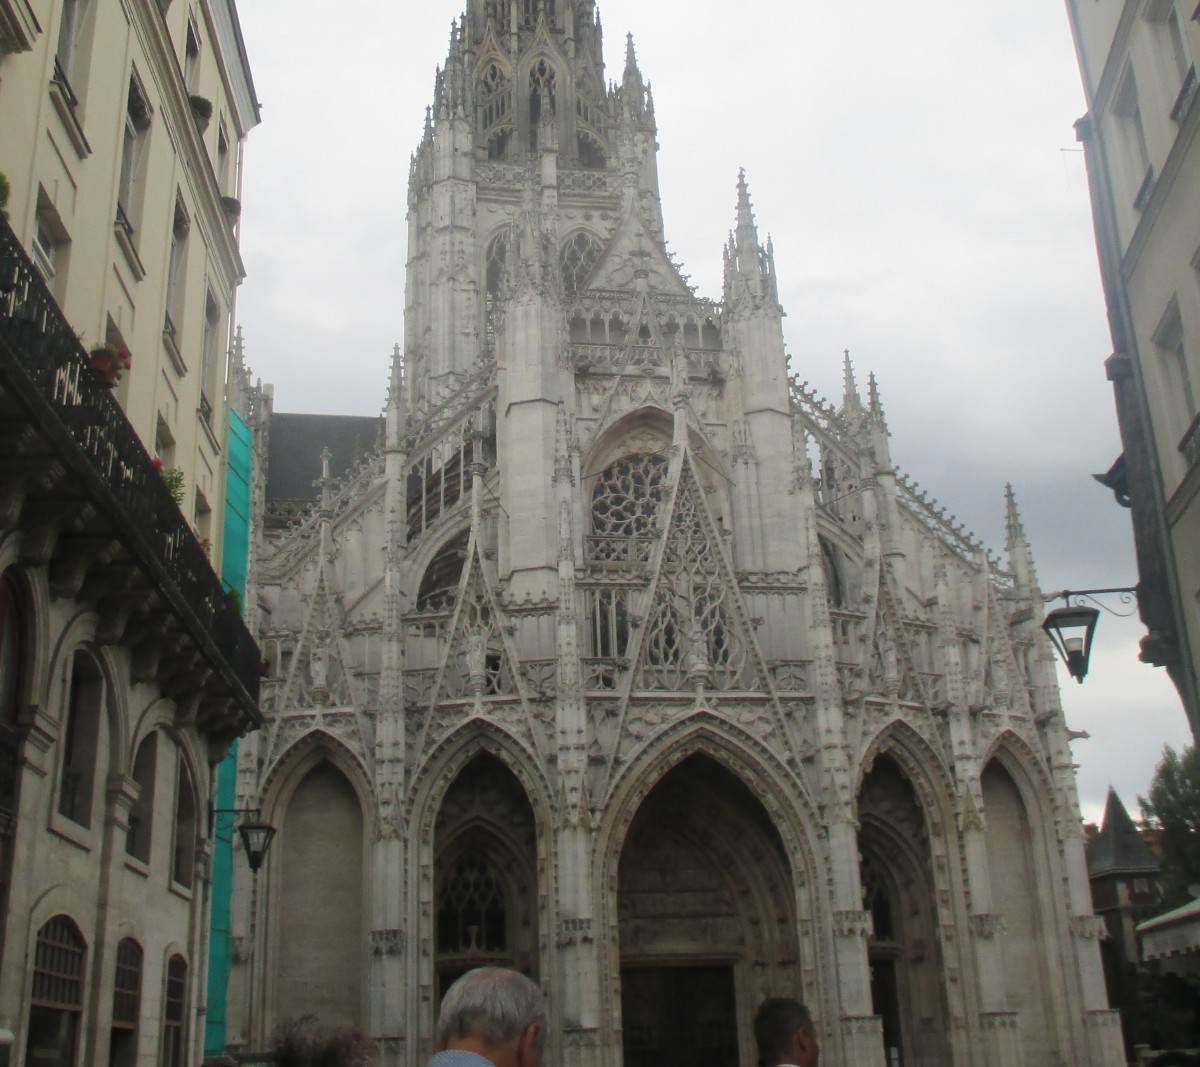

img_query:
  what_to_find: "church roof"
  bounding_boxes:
[265,412,381,502]
[1086,787,1160,878]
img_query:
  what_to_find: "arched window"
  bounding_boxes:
[560,231,602,300]
[483,233,508,352]
[58,652,104,828]
[819,536,845,608]
[161,955,188,1067]
[591,453,669,538]
[478,62,511,160]
[26,915,86,1067]
[171,756,196,889]
[577,133,606,169]
[527,60,556,153]
[0,572,22,727]
[417,530,470,612]
[0,573,25,960]
[126,733,157,863]
[110,938,143,1067]
[437,854,508,956]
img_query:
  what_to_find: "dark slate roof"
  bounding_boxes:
[265,413,382,502]
[1087,787,1160,878]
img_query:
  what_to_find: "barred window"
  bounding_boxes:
[161,955,188,1067]
[32,916,85,1008]
[112,938,142,1027]
[27,916,85,1067]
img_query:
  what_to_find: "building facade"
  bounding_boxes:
[230,3,1122,1066]
[0,0,259,572]
[0,0,261,1063]
[1064,0,1200,738]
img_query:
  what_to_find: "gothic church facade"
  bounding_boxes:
[227,4,1121,1065]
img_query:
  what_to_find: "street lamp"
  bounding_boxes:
[236,817,276,874]
[1041,587,1137,683]
[210,806,276,872]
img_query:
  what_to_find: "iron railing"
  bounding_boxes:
[0,215,260,718]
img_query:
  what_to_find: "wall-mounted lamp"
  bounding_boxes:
[210,806,276,874]
[1041,587,1137,683]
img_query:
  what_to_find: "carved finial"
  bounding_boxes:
[735,168,758,248]
[867,371,888,430]
[1005,482,1038,592]
[842,349,862,412]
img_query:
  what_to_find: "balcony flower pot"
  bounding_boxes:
[189,94,212,133]
[220,195,241,223]
[89,343,130,388]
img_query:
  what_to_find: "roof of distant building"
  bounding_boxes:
[1086,787,1160,878]
[265,413,382,503]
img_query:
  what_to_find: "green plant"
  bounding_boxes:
[189,94,213,126]
[224,585,243,616]
[160,466,185,505]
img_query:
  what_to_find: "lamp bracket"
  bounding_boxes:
[1043,586,1137,619]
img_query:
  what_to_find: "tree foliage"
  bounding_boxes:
[1140,744,1200,909]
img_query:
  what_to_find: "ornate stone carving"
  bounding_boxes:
[833,910,873,939]
[1070,914,1109,941]
[370,928,405,955]
[555,917,594,946]
[969,913,1006,939]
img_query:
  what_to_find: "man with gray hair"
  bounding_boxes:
[430,968,547,1067]
[754,996,820,1067]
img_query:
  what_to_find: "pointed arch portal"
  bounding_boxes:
[857,754,952,1067]
[433,754,540,1000]
[616,754,798,1067]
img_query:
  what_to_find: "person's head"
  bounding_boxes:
[754,997,819,1067]
[436,968,546,1067]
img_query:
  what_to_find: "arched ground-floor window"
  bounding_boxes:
[25,915,86,1067]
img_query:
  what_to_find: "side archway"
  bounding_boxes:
[980,751,1068,1064]
[262,735,370,1037]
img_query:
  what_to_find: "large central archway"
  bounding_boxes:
[615,754,798,1067]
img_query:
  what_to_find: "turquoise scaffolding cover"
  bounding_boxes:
[205,410,252,1056]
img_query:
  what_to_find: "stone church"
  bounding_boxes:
[225,3,1122,1065]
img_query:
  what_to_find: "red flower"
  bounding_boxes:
[151,456,165,470]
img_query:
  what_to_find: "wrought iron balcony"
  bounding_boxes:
[0,215,260,733]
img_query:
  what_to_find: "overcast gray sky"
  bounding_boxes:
[233,0,1194,822]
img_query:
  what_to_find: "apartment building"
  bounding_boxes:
[0,0,261,1063]
[1065,0,1200,737]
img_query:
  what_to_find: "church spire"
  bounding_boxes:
[1005,483,1039,592]
[617,32,653,130]
[735,168,758,252]
[723,170,776,307]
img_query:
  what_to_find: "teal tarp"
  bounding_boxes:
[205,410,252,1056]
